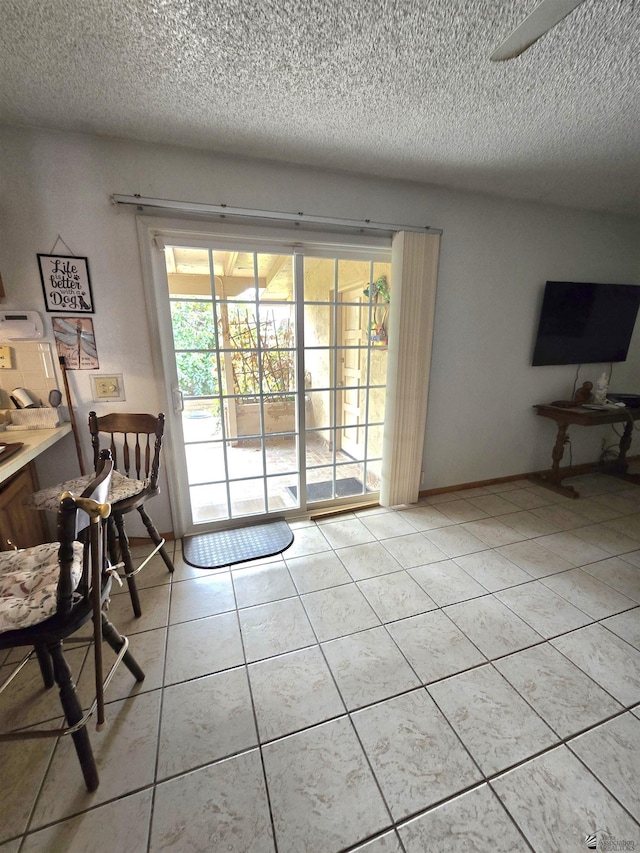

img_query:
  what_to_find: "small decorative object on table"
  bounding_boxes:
[593,371,609,404]
[573,381,593,405]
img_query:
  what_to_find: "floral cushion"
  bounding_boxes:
[24,471,146,513]
[0,541,84,634]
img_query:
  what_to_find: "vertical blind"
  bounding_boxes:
[380,231,441,506]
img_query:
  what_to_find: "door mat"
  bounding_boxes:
[183,519,294,569]
[287,478,366,503]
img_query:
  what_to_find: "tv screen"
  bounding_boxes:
[532,281,640,366]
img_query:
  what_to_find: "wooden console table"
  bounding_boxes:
[533,404,640,498]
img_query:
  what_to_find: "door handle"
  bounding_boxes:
[172,387,184,413]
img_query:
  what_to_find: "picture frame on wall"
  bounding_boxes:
[52,316,99,369]
[38,253,95,313]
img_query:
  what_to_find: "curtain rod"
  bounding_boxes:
[111,194,442,236]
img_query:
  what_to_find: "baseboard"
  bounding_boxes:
[418,454,640,500]
[126,455,640,540]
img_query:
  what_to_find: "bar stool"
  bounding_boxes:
[26,411,174,617]
[0,451,145,791]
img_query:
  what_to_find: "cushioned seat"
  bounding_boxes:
[25,471,145,512]
[0,541,83,634]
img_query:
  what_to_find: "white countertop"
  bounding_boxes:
[0,423,73,485]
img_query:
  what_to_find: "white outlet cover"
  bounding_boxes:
[90,373,125,402]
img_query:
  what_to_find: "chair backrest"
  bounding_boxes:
[77,448,114,535]
[89,411,166,489]
[56,451,114,615]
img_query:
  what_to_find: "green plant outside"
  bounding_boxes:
[171,299,295,399]
[171,301,219,396]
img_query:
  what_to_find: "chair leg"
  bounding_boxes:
[113,512,142,619]
[138,506,174,574]
[101,613,145,683]
[48,640,99,792]
[34,644,54,689]
[106,516,120,569]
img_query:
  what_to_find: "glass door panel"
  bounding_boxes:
[229,479,266,516]
[190,483,229,523]
[168,246,299,524]
[165,242,390,527]
[267,474,299,510]
[302,256,390,505]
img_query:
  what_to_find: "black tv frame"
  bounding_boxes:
[532,281,640,367]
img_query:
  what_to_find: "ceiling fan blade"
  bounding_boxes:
[490,0,587,61]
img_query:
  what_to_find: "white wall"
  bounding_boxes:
[1,125,638,533]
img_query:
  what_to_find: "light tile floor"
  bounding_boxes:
[2,472,640,851]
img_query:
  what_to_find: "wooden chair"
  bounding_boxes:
[0,451,145,792]
[27,412,174,618]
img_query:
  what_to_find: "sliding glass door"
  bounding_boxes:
[161,237,390,530]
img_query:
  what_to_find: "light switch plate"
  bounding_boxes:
[91,373,125,401]
[0,345,12,368]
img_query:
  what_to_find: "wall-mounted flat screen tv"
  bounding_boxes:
[532,281,640,366]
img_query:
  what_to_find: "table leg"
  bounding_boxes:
[531,421,580,498]
[617,420,633,472]
[550,422,569,481]
[605,418,640,484]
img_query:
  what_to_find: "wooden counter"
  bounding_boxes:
[0,423,73,548]
[0,424,72,486]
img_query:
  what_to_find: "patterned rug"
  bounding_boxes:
[183,519,294,569]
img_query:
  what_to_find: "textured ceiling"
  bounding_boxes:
[0,0,638,215]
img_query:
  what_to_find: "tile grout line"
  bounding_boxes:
[230,564,282,853]
[248,502,640,845]
[294,578,401,846]
[565,737,640,832]
[3,480,639,849]
[144,538,176,853]
[156,556,640,708]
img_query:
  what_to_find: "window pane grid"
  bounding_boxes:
[169,245,388,523]
[302,256,388,504]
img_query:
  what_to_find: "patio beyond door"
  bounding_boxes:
[164,241,390,529]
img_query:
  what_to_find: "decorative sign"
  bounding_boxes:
[364,275,390,347]
[52,317,99,370]
[38,254,94,313]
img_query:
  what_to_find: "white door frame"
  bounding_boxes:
[136,215,391,536]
